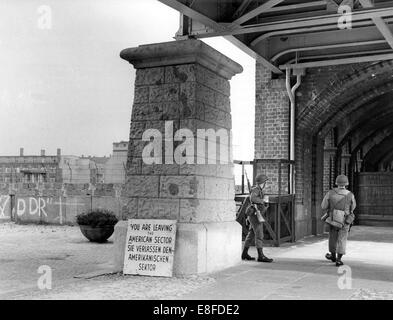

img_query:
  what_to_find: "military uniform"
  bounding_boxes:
[244,186,269,249]
[322,175,356,266]
[241,174,273,263]
[322,189,356,254]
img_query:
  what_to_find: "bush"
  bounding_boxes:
[76,209,118,228]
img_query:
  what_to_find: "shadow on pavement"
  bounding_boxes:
[348,226,393,243]
[239,255,393,284]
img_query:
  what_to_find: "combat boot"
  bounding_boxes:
[325,252,336,262]
[336,254,344,267]
[257,248,273,263]
[241,247,255,261]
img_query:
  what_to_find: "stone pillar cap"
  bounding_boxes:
[120,39,243,80]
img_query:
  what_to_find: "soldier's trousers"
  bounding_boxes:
[244,214,264,249]
[328,224,350,255]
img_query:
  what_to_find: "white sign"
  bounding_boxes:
[123,219,177,277]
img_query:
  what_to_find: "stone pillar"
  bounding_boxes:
[113,40,243,275]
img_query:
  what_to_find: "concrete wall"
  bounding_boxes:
[104,152,127,184]
[0,182,130,225]
[0,195,12,222]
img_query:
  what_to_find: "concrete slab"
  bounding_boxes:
[178,226,393,300]
[1,224,392,300]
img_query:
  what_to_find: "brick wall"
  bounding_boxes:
[255,61,289,160]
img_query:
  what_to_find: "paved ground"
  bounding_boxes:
[0,223,114,298]
[0,223,214,300]
[0,222,392,300]
[180,226,393,300]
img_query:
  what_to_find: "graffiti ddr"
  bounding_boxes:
[0,193,121,225]
[16,196,67,224]
[0,195,11,219]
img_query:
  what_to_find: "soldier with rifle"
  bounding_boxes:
[241,173,273,263]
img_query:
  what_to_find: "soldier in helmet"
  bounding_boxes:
[241,174,273,263]
[321,175,356,266]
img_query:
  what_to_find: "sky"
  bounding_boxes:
[0,0,255,162]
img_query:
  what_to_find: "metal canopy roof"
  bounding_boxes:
[159,0,393,73]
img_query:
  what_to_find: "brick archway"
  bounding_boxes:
[255,60,393,237]
[297,60,393,135]
[294,60,393,235]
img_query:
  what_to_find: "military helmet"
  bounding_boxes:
[256,174,269,184]
[335,175,349,186]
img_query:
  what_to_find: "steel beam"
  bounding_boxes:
[359,0,393,49]
[233,1,327,22]
[250,18,393,46]
[261,23,389,63]
[280,53,393,69]
[193,7,393,38]
[229,0,286,27]
[232,0,253,19]
[373,18,393,49]
[223,35,282,73]
[285,49,393,65]
[158,0,282,73]
[260,1,327,14]
[159,0,393,71]
[263,25,388,62]
[271,40,387,62]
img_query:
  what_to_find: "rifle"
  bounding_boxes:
[245,170,265,223]
[245,170,252,194]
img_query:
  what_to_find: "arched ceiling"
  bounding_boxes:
[336,93,393,142]
[315,86,393,172]
[334,93,393,150]
[363,133,393,170]
[298,60,393,134]
[306,67,393,172]
[380,147,393,164]
[352,123,393,155]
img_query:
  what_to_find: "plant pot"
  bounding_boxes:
[79,225,115,243]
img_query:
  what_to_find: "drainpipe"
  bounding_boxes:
[286,67,305,194]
